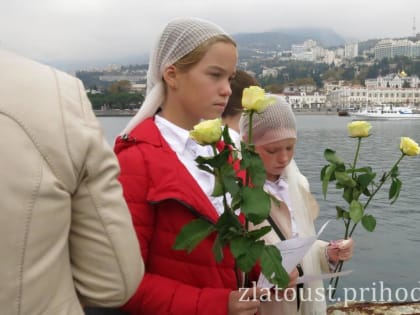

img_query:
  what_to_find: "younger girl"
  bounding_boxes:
[240,96,354,315]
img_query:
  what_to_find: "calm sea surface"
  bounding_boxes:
[98,115,420,303]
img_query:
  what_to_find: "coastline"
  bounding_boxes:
[94,109,137,116]
[294,110,336,116]
[94,109,338,117]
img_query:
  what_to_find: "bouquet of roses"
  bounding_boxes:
[174,86,290,289]
[321,120,420,296]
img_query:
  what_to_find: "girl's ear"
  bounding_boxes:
[162,65,177,90]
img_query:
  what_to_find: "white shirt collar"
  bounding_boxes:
[155,115,191,155]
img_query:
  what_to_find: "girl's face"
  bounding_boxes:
[164,41,237,130]
[255,138,296,182]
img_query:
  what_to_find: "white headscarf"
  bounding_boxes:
[121,17,232,135]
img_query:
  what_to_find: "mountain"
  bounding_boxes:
[43,53,150,73]
[232,27,346,51]
[51,28,347,72]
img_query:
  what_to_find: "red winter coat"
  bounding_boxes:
[114,117,239,315]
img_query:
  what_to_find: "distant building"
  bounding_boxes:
[130,83,146,93]
[291,44,305,55]
[327,86,420,107]
[323,50,336,65]
[335,47,345,59]
[99,74,144,83]
[283,91,326,110]
[261,67,278,78]
[345,42,359,59]
[374,39,420,59]
[365,72,420,89]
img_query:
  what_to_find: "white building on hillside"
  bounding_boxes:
[345,42,359,59]
[374,39,420,59]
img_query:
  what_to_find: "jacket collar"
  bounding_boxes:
[116,117,220,223]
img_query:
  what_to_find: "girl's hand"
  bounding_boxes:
[228,288,262,315]
[327,238,354,262]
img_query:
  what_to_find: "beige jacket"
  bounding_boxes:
[254,160,330,315]
[0,49,144,315]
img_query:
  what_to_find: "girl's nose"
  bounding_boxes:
[221,80,232,97]
[277,152,288,163]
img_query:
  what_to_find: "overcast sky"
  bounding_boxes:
[1,0,419,70]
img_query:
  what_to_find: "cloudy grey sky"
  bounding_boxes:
[1,0,419,70]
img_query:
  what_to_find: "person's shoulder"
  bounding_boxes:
[115,118,162,153]
[0,48,80,84]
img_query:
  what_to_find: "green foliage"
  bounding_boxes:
[322,127,411,296]
[174,113,289,288]
[108,80,132,94]
[87,91,143,110]
[361,215,376,232]
[321,138,406,235]
[173,218,216,253]
[240,186,271,224]
[260,245,290,289]
[231,237,265,272]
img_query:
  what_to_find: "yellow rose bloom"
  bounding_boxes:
[400,137,420,156]
[241,86,275,113]
[190,118,222,145]
[347,121,372,138]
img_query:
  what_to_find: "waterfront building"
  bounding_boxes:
[283,91,326,110]
[99,74,144,83]
[365,72,420,89]
[327,86,420,107]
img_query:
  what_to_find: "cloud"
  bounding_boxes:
[1,0,418,70]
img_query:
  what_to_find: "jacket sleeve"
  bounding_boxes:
[313,240,331,273]
[69,81,144,307]
[116,146,232,315]
[124,273,231,315]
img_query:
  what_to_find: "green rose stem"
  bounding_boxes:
[330,143,406,298]
[211,144,242,288]
[242,110,255,288]
[211,144,230,212]
[328,136,363,297]
[245,111,255,186]
[349,152,405,237]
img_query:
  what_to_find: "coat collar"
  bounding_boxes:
[116,117,220,223]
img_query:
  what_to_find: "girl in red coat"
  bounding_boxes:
[114,17,263,315]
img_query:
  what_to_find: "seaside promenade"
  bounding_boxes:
[94,108,338,117]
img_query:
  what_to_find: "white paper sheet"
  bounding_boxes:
[257,236,316,288]
[257,220,353,288]
[297,269,353,284]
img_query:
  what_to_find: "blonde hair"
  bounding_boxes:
[174,35,236,72]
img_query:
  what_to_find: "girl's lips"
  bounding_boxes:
[214,103,226,110]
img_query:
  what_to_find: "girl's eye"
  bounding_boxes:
[210,73,221,78]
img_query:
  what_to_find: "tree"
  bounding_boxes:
[108,80,132,94]
[87,91,144,110]
[403,80,411,88]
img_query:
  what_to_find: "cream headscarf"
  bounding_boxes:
[121,17,232,135]
[239,95,297,146]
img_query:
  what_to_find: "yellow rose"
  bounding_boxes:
[241,86,275,112]
[190,118,222,145]
[400,137,420,156]
[347,121,372,138]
